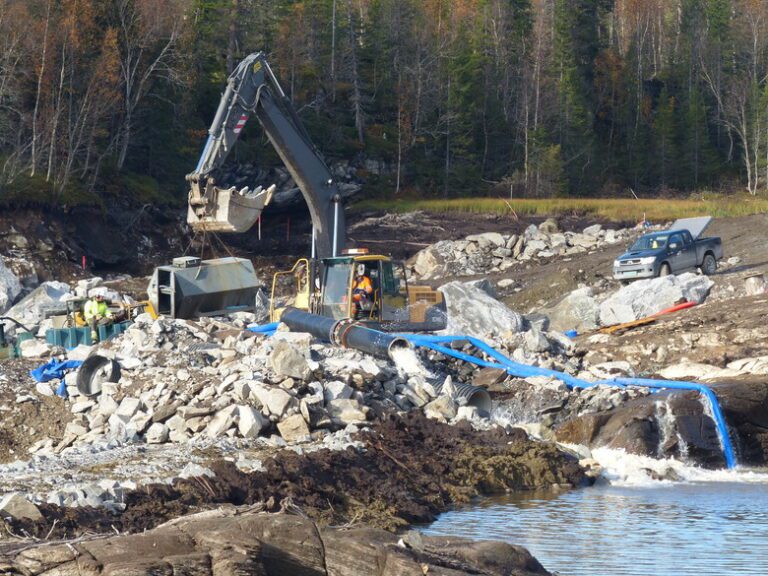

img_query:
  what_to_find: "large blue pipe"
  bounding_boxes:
[400,333,737,469]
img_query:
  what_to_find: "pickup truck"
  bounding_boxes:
[613,217,723,281]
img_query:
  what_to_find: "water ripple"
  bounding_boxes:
[425,481,768,576]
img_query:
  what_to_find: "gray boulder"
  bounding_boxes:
[3,281,72,330]
[0,259,22,313]
[440,281,524,339]
[270,339,311,380]
[546,287,600,332]
[599,273,713,325]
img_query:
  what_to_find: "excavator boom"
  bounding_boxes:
[187,53,345,259]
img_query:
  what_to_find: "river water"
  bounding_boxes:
[426,450,768,576]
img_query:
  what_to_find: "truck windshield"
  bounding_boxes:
[630,235,668,251]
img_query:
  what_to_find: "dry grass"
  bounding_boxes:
[353,196,768,222]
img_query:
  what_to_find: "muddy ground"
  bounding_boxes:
[7,413,586,540]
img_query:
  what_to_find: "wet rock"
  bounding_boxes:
[0,508,552,576]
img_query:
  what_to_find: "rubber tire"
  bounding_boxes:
[701,253,717,275]
[659,263,671,277]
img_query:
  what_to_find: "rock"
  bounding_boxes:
[473,367,508,389]
[19,339,52,358]
[466,232,505,247]
[115,397,141,422]
[545,287,600,332]
[497,279,515,289]
[324,381,353,402]
[0,492,43,521]
[178,463,215,479]
[277,413,310,442]
[409,243,449,279]
[440,281,525,339]
[270,339,311,380]
[745,274,767,296]
[252,386,296,418]
[206,405,239,438]
[424,395,457,421]
[67,344,94,361]
[327,399,368,425]
[583,224,603,236]
[3,281,71,329]
[524,329,550,353]
[238,406,268,438]
[35,382,54,397]
[145,423,169,444]
[539,218,559,234]
[271,331,312,357]
[0,259,22,314]
[599,273,713,326]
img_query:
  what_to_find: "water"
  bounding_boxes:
[426,452,768,576]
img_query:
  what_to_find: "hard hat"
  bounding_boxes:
[356,264,366,276]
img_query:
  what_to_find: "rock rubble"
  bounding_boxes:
[409,221,631,280]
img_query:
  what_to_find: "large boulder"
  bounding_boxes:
[599,273,713,326]
[553,378,768,468]
[409,241,452,279]
[3,281,72,330]
[440,281,524,339]
[0,258,22,313]
[545,287,600,333]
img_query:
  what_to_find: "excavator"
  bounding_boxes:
[186,52,446,331]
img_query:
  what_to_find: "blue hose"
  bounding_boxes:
[400,333,737,469]
[247,322,279,337]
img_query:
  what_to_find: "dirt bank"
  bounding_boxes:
[6,413,587,540]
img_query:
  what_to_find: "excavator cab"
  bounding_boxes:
[270,251,447,331]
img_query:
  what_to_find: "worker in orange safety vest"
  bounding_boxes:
[351,264,373,317]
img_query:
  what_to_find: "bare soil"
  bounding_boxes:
[6,413,587,540]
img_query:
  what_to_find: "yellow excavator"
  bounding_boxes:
[187,52,446,331]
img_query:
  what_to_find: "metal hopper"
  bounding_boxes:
[148,256,261,319]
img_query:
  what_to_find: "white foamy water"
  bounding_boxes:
[391,346,432,378]
[588,446,768,487]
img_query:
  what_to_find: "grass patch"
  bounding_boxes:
[352,196,768,222]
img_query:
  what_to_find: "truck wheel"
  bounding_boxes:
[701,253,717,275]
[659,263,671,277]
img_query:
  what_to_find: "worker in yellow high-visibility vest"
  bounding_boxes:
[83,294,113,342]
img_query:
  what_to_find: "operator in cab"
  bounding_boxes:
[84,294,113,342]
[352,264,373,317]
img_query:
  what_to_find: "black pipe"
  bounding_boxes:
[280,307,410,360]
[280,307,338,342]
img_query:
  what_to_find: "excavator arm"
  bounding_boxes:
[187,52,345,259]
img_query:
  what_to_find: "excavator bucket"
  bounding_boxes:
[187,183,275,233]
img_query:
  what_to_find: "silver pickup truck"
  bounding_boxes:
[613,217,723,281]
